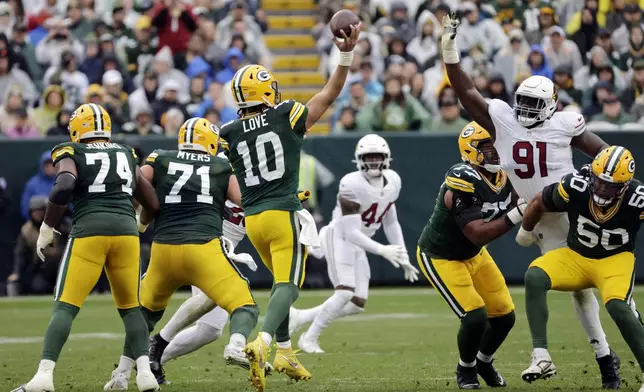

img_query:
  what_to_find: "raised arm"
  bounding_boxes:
[305,25,360,130]
[441,15,496,137]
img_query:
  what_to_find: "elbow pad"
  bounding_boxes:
[49,171,76,205]
[451,192,484,229]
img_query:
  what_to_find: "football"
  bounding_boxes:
[329,9,359,40]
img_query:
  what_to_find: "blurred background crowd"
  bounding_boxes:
[0,0,643,295]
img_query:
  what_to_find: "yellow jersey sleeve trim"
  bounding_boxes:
[146,152,159,164]
[52,146,74,162]
[445,177,475,193]
[557,182,570,203]
[640,211,644,220]
[289,102,306,129]
[130,148,138,160]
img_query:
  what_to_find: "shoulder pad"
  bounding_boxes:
[338,172,363,204]
[558,172,589,201]
[145,149,164,165]
[444,164,481,194]
[488,98,512,120]
[554,111,586,137]
[383,169,401,189]
[51,142,76,163]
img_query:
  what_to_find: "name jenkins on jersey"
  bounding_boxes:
[219,99,308,216]
[51,141,139,237]
[543,173,644,259]
[418,163,514,260]
[145,149,232,244]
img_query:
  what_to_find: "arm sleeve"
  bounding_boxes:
[338,213,383,255]
[382,204,405,246]
[451,191,484,229]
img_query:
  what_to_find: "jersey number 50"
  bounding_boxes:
[237,131,285,186]
[577,215,629,251]
[513,141,548,179]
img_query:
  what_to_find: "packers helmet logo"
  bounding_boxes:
[257,70,271,82]
[209,124,219,135]
[628,159,635,173]
[461,126,475,138]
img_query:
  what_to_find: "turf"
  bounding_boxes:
[1,287,643,391]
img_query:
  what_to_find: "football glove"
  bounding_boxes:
[377,244,407,268]
[36,223,60,261]
[398,254,420,283]
[506,198,528,225]
[441,14,460,64]
[516,226,537,247]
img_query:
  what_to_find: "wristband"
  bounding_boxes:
[338,50,354,67]
[506,207,523,225]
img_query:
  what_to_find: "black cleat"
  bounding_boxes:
[596,349,620,389]
[477,360,507,387]
[457,364,481,390]
[148,334,170,385]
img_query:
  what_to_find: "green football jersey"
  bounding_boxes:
[549,173,644,259]
[51,141,138,238]
[145,149,232,245]
[219,99,308,216]
[418,163,514,260]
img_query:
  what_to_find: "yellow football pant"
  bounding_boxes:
[140,238,256,312]
[417,247,514,318]
[55,236,140,309]
[245,210,307,286]
[531,247,635,303]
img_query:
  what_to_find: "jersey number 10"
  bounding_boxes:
[237,131,286,186]
[513,141,548,179]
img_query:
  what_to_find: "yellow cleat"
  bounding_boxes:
[243,337,268,391]
[273,347,312,382]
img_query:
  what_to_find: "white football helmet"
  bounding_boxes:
[513,75,558,127]
[354,134,391,177]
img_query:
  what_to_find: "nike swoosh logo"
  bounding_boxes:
[453,172,461,177]
[283,355,299,369]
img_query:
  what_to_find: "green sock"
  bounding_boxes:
[230,305,259,339]
[119,307,150,359]
[42,302,80,361]
[141,306,165,333]
[261,283,299,338]
[606,299,644,371]
[276,311,290,343]
[525,267,552,349]
[457,307,488,363]
[479,311,516,357]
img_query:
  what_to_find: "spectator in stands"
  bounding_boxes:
[409,72,431,110]
[215,47,245,84]
[594,28,628,71]
[487,74,512,104]
[407,9,440,70]
[151,0,197,55]
[575,45,627,91]
[108,0,135,43]
[429,88,469,133]
[183,42,213,85]
[85,83,104,104]
[192,0,227,23]
[0,87,31,133]
[356,74,431,132]
[494,28,531,90]
[525,5,558,45]
[583,81,615,117]
[0,3,13,38]
[591,93,634,124]
[492,0,526,28]
[46,108,72,136]
[20,152,55,220]
[193,80,237,124]
[0,46,37,107]
[35,17,84,67]
[334,77,374,123]
[5,108,38,139]
[527,44,553,79]
[611,3,643,53]
[162,107,184,136]
[622,58,644,119]
[621,25,644,68]
[569,0,601,56]
[229,31,262,65]
[122,105,163,135]
[67,0,93,41]
[7,196,67,296]
[129,68,158,118]
[204,107,220,126]
[153,79,187,124]
[102,70,129,132]
[217,0,263,51]
[375,2,415,44]
[44,50,89,108]
[124,15,156,77]
[32,85,65,135]
[78,34,102,84]
[186,74,206,115]
[10,23,43,89]
[334,106,357,132]
[385,35,414,69]
[583,60,626,104]
[142,46,189,101]
[456,1,508,57]
[231,18,271,66]
[201,19,226,68]
[543,26,584,72]
[554,65,583,104]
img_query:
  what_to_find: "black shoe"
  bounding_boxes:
[477,360,507,387]
[149,334,170,385]
[456,364,481,390]
[596,349,620,389]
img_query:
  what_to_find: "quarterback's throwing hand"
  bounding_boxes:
[333,23,361,52]
[36,223,59,261]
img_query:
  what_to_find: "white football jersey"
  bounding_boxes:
[489,99,586,200]
[217,151,247,246]
[331,170,402,238]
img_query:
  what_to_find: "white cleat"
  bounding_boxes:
[288,307,305,336]
[135,370,159,392]
[521,352,556,383]
[104,370,130,391]
[22,371,55,392]
[298,333,325,354]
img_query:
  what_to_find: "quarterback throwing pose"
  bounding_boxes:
[417,123,521,389]
[220,23,359,391]
[17,104,160,392]
[440,13,620,387]
[290,134,420,354]
[517,146,644,391]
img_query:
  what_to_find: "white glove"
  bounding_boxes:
[36,223,60,261]
[377,244,407,268]
[136,214,149,233]
[307,244,325,259]
[441,14,460,64]
[398,254,420,283]
[221,237,258,272]
[506,198,528,225]
[516,226,537,247]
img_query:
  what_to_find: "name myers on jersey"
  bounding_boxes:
[177,151,211,162]
[242,113,269,133]
[85,142,122,150]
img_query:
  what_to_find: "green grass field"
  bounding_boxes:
[1,287,643,391]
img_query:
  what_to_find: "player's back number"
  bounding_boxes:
[237,131,285,186]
